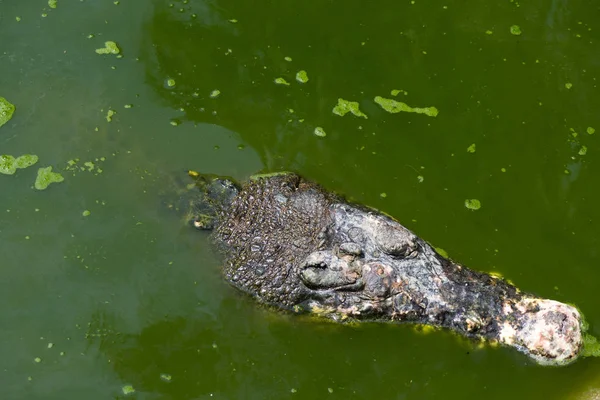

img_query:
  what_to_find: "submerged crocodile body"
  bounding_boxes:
[186,171,583,366]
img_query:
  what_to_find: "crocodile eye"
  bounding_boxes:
[374,223,417,258]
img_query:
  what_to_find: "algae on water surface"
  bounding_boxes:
[332,98,368,119]
[34,166,65,190]
[465,199,481,210]
[314,127,326,137]
[582,334,600,357]
[274,77,290,86]
[296,70,309,83]
[122,385,135,395]
[0,97,16,128]
[95,41,121,55]
[0,155,17,175]
[16,154,39,169]
[0,154,39,175]
[374,96,438,117]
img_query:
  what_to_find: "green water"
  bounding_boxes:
[1,0,599,398]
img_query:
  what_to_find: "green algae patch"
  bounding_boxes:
[0,154,39,175]
[82,210,91,217]
[15,154,39,169]
[0,155,17,174]
[510,25,522,35]
[65,157,105,176]
[274,77,290,86]
[296,70,309,83]
[34,167,64,190]
[579,146,588,156]
[166,78,176,87]
[0,97,16,128]
[587,127,595,135]
[210,89,221,98]
[582,334,600,358]
[391,89,408,96]
[565,82,573,89]
[314,127,326,137]
[374,96,438,117]
[465,199,481,210]
[95,41,120,55]
[48,0,57,8]
[435,247,449,258]
[250,171,294,180]
[122,385,135,395]
[106,109,116,122]
[160,373,172,382]
[333,98,368,119]
[467,143,476,153]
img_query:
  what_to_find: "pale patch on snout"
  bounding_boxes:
[499,297,583,366]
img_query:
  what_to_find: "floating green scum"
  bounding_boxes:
[34,167,65,190]
[332,98,368,119]
[374,96,438,117]
[464,199,481,210]
[0,97,16,128]
[0,155,38,175]
[274,77,290,86]
[583,333,600,357]
[95,41,120,55]
[296,70,309,83]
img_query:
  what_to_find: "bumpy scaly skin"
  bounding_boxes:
[194,172,583,366]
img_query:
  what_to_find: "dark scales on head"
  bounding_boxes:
[216,173,335,307]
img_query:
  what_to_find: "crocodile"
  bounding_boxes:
[182,170,584,366]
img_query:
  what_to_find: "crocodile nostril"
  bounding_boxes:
[304,261,327,269]
[300,251,333,270]
[338,242,363,257]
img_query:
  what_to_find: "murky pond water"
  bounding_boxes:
[1,0,600,399]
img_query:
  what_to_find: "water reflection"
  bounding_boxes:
[87,302,310,399]
[139,1,306,171]
[137,0,426,182]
